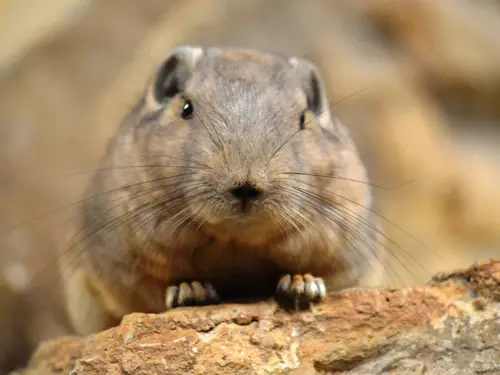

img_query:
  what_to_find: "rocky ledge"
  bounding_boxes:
[11,260,500,375]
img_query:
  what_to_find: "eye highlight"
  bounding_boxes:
[299,111,306,130]
[181,98,194,120]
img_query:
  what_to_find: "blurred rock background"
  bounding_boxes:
[1,0,499,373]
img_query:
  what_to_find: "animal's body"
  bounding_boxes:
[59,46,381,335]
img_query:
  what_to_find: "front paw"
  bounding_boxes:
[165,281,220,309]
[276,273,326,308]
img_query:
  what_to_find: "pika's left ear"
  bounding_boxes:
[144,45,204,110]
[288,57,329,116]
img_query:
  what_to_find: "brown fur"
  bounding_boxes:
[58,46,381,335]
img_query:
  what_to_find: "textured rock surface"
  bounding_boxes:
[12,260,499,375]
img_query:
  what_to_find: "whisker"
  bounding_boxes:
[277,201,308,236]
[279,172,419,191]
[63,164,217,178]
[281,187,413,285]
[8,172,199,235]
[124,153,215,171]
[192,105,225,155]
[30,180,202,289]
[282,194,390,284]
[327,84,377,111]
[266,128,302,167]
[41,182,204,307]
[66,181,202,254]
[194,101,233,168]
[266,85,377,167]
[285,183,433,281]
[196,101,228,153]
[49,174,199,235]
[266,204,289,239]
[138,191,206,246]
[119,193,205,260]
[277,176,444,265]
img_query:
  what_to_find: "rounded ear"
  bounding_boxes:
[288,57,329,116]
[151,45,204,104]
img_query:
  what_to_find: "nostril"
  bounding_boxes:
[230,182,262,201]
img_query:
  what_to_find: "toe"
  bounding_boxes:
[191,281,207,304]
[204,282,220,303]
[289,274,305,297]
[276,274,292,295]
[178,282,194,306]
[304,273,319,301]
[315,277,327,301]
[165,285,179,309]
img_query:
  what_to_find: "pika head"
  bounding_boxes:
[108,46,371,246]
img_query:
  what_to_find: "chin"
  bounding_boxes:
[195,208,280,245]
[222,222,278,245]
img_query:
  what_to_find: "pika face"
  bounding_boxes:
[111,47,369,246]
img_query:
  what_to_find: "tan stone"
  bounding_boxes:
[12,260,500,375]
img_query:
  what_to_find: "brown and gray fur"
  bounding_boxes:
[59,46,382,335]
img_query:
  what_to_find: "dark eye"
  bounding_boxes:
[181,99,194,120]
[299,111,306,130]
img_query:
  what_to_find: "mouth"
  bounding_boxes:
[214,199,267,225]
[225,209,259,223]
[235,199,256,215]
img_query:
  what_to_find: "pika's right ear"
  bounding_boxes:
[148,46,204,105]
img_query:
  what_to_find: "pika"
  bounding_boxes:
[59,46,381,335]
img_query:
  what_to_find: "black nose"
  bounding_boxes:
[230,182,262,201]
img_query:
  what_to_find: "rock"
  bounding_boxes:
[12,260,499,375]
